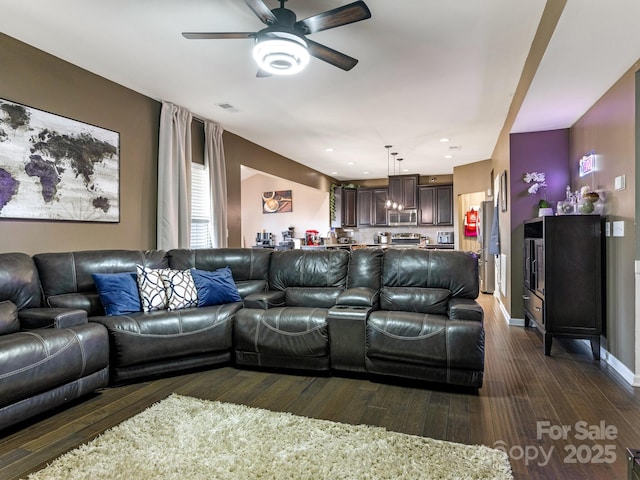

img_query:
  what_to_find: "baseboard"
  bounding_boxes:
[578,339,638,387]
[508,317,525,327]
[495,295,523,326]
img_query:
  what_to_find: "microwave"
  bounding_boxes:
[387,209,418,226]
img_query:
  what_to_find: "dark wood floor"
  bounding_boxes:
[1,294,639,479]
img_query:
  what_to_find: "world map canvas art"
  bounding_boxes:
[0,98,120,222]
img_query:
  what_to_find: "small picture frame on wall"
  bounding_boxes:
[500,171,508,212]
[262,190,292,214]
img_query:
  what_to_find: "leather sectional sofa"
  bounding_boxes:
[0,247,484,430]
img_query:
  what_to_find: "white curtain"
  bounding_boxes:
[157,101,192,250]
[204,121,228,247]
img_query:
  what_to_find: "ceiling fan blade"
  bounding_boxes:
[182,32,255,39]
[245,0,278,25]
[296,1,371,34]
[306,39,358,71]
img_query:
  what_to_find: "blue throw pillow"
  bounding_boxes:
[190,267,242,307]
[92,272,142,316]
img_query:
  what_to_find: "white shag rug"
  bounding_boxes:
[28,394,513,480]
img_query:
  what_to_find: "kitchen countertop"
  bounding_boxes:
[324,243,455,250]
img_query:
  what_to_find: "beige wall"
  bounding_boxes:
[241,170,330,247]
[569,61,639,370]
[0,34,160,254]
[223,132,335,248]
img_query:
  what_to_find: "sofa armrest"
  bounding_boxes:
[243,291,285,309]
[336,287,379,308]
[18,308,89,329]
[448,298,484,322]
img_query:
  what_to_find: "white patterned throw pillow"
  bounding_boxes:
[136,265,169,312]
[161,268,198,310]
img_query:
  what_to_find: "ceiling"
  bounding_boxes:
[2,1,640,181]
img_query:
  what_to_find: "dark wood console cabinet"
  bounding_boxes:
[523,215,603,359]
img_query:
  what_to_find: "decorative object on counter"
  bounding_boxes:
[255,230,274,247]
[279,227,296,249]
[557,185,576,215]
[305,229,321,245]
[523,171,552,216]
[557,185,603,216]
[262,190,292,214]
[376,232,389,244]
[578,185,604,215]
[436,231,454,244]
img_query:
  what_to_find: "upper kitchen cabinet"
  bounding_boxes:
[418,184,453,226]
[331,186,357,228]
[388,175,419,210]
[357,188,388,227]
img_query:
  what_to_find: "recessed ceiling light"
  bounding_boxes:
[444,154,453,159]
[325,148,335,152]
[363,171,369,175]
[347,161,355,165]
[330,171,338,175]
[439,137,450,143]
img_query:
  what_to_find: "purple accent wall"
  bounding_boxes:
[510,129,571,225]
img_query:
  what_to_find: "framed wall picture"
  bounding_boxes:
[0,98,120,222]
[262,190,292,214]
[500,170,508,212]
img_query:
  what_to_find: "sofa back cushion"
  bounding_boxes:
[34,250,168,316]
[347,248,383,290]
[269,249,349,308]
[381,249,479,312]
[0,252,43,310]
[168,248,271,298]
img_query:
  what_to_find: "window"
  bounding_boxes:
[191,163,212,249]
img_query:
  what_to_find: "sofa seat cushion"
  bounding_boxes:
[0,323,109,407]
[366,311,484,371]
[234,307,329,359]
[91,303,240,368]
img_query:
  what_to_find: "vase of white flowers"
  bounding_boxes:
[523,171,553,216]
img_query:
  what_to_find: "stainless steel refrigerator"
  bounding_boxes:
[477,200,495,294]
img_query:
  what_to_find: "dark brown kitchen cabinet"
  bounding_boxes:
[331,187,357,228]
[358,188,388,226]
[523,215,603,359]
[388,175,418,209]
[418,185,453,226]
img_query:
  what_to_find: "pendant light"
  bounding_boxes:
[384,145,403,210]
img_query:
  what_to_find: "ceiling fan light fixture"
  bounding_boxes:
[252,32,310,75]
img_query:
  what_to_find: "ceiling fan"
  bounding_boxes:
[182,0,371,76]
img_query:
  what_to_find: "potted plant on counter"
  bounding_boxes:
[523,172,553,217]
